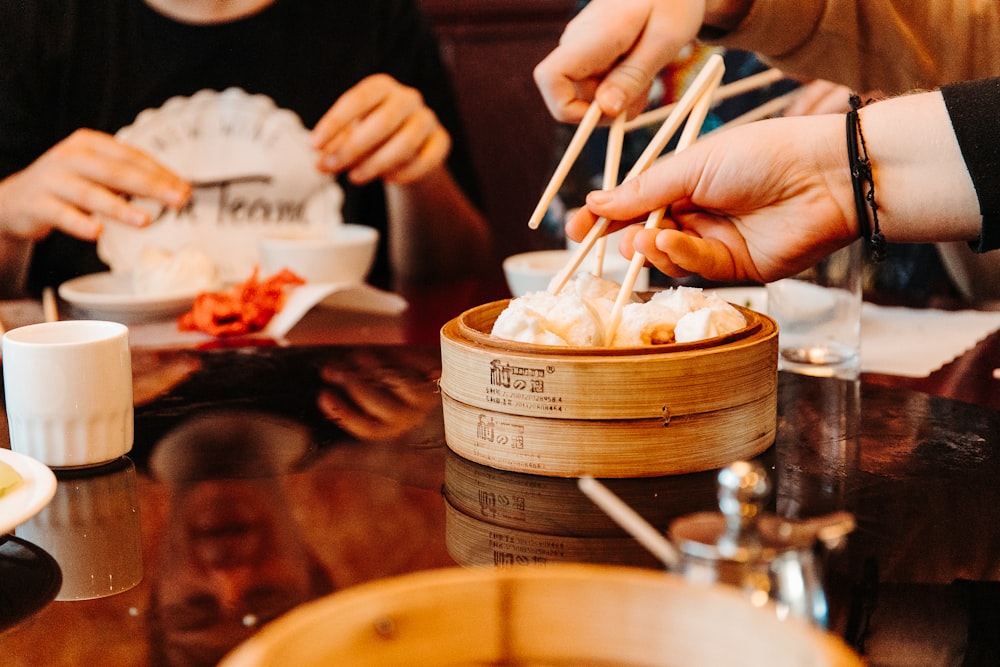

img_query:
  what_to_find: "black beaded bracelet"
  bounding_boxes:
[846,94,887,262]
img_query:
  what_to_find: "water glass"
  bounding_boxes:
[766,241,862,379]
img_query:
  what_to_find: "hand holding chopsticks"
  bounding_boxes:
[546,53,726,295]
[603,62,724,342]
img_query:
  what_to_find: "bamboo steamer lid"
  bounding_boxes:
[438,299,778,478]
[220,563,863,667]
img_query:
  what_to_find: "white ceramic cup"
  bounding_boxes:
[766,240,863,379]
[2,320,134,468]
[15,459,143,600]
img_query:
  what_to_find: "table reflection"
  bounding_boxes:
[0,535,61,632]
[443,450,717,569]
[1,342,999,665]
[16,458,142,601]
[145,411,329,667]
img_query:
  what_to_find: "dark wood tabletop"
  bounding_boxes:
[1,279,999,666]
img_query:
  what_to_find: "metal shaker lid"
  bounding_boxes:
[668,461,855,564]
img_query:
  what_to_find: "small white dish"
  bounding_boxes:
[706,286,767,312]
[58,271,200,320]
[503,249,648,297]
[0,449,57,535]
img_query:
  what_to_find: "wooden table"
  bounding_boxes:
[1,280,999,666]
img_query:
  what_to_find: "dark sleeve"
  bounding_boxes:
[0,0,62,180]
[940,78,1000,253]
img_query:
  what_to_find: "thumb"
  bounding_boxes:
[595,58,657,118]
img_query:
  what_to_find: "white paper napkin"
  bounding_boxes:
[709,287,1000,378]
[121,283,407,348]
[860,303,1000,377]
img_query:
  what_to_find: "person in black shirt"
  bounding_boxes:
[0,0,491,295]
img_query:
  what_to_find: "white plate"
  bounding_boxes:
[58,272,199,320]
[0,449,56,535]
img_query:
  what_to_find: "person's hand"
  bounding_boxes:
[0,128,190,241]
[311,74,451,185]
[565,113,858,283]
[533,0,707,123]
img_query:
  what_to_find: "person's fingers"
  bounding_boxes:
[564,206,642,243]
[378,127,450,184]
[594,48,664,118]
[628,226,693,278]
[343,108,449,184]
[311,73,403,153]
[62,130,190,207]
[534,0,668,121]
[653,228,742,281]
[50,172,152,227]
[30,193,104,240]
[593,3,704,117]
[313,74,446,182]
[584,172,688,223]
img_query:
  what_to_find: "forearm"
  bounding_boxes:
[705,0,1000,94]
[0,232,32,297]
[858,91,981,245]
[385,167,493,286]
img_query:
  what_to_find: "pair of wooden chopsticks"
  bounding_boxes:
[527,65,791,234]
[602,59,726,342]
[542,53,727,300]
[622,66,786,132]
[42,286,59,323]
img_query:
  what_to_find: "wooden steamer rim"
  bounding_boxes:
[440,299,778,421]
[456,299,765,357]
[220,563,863,667]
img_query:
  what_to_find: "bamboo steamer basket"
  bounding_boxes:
[220,563,863,667]
[439,299,778,477]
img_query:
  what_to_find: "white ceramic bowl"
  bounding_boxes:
[258,224,378,284]
[502,249,649,297]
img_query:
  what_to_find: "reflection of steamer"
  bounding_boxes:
[445,498,661,569]
[440,299,778,477]
[443,451,719,569]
